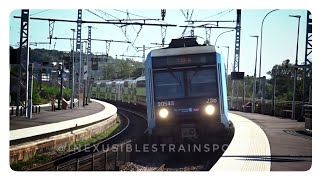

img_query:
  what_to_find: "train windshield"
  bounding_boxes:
[187,68,218,97]
[154,67,218,100]
[154,71,184,100]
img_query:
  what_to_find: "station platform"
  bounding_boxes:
[10,99,118,164]
[10,99,117,142]
[10,101,103,130]
[212,111,311,171]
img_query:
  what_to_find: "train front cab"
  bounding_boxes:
[145,45,229,142]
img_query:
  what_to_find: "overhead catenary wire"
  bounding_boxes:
[86,9,138,56]
[199,9,233,21]
[122,26,142,55]
[93,10,145,54]
[216,9,234,19]
[180,9,195,37]
[15,10,178,60]
[126,9,138,34]
[30,9,51,17]
[96,9,121,21]
[86,9,118,24]
[113,9,167,24]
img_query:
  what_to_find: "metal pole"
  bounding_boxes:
[233,10,241,110]
[78,42,82,108]
[272,74,276,116]
[243,78,245,111]
[70,29,75,109]
[87,26,92,103]
[290,15,301,120]
[59,59,63,109]
[214,29,234,46]
[224,46,230,75]
[27,63,33,118]
[142,45,146,62]
[83,41,87,107]
[259,9,279,99]
[85,43,89,105]
[251,35,259,113]
[16,9,30,117]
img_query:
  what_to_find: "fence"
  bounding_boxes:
[228,97,310,121]
[304,104,312,130]
[30,142,130,171]
[10,105,41,116]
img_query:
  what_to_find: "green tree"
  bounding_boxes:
[102,63,115,80]
[266,60,307,101]
[102,58,144,80]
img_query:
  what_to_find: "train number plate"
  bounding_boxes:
[181,128,196,138]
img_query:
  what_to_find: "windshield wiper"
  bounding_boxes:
[167,67,183,87]
[187,65,202,91]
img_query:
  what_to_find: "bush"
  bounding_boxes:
[63,88,72,101]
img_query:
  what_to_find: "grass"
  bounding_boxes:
[10,116,123,171]
[10,154,51,171]
[71,118,122,150]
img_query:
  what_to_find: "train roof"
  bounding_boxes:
[151,46,216,57]
[135,76,145,81]
[94,80,110,84]
[150,38,216,57]
[95,76,145,83]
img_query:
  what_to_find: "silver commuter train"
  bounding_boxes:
[91,38,229,141]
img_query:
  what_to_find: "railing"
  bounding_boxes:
[228,97,307,121]
[30,141,130,171]
[10,105,41,116]
[304,104,312,131]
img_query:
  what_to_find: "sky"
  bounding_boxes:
[9,9,308,78]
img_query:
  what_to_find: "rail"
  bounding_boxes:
[28,112,130,171]
[28,107,148,171]
[156,164,166,171]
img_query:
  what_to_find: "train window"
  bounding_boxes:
[187,68,218,97]
[154,71,184,100]
[137,80,146,87]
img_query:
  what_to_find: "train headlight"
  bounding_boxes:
[159,108,169,119]
[205,105,215,115]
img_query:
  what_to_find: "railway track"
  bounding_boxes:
[29,109,148,171]
[119,112,234,171]
[29,104,232,171]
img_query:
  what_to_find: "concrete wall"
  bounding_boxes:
[10,114,117,164]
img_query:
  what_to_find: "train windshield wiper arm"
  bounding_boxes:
[187,65,202,91]
[167,67,183,88]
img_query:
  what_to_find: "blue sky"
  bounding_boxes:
[9,9,308,78]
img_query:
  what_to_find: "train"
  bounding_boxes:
[91,38,229,142]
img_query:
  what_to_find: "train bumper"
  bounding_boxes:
[154,121,227,139]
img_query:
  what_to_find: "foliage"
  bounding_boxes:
[102,58,144,80]
[31,80,72,104]
[227,60,311,102]
[266,61,308,101]
[10,154,51,171]
[71,118,121,150]
[63,88,72,101]
[227,75,255,98]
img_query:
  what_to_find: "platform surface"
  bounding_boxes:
[231,111,312,171]
[211,113,271,171]
[10,99,117,141]
[10,101,104,130]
